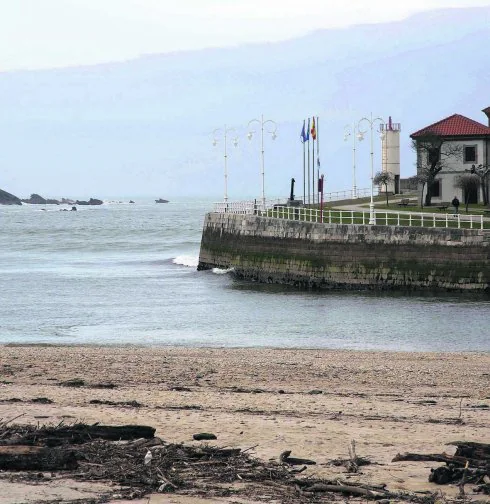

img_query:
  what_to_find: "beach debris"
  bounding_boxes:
[91,382,118,389]
[0,421,452,502]
[279,450,316,465]
[393,440,490,492]
[0,444,78,471]
[0,422,156,446]
[297,481,388,498]
[329,439,371,472]
[89,399,142,408]
[59,378,85,387]
[0,397,54,404]
[193,432,217,441]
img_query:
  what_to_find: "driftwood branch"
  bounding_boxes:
[279,450,316,465]
[447,441,490,461]
[0,445,78,471]
[303,482,384,498]
[0,423,156,447]
[392,452,487,469]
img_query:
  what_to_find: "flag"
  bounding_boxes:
[317,157,321,168]
[310,117,317,140]
[300,120,307,143]
[306,118,310,141]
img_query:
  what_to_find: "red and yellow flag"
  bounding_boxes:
[310,117,317,140]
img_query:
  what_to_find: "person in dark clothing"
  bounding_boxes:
[452,196,460,214]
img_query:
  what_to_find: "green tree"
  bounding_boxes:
[373,171,393,206]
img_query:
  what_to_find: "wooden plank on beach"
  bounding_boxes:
[0,445,78,470]
[1,424,156,446]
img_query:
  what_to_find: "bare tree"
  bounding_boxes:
[454,174,480,213]
[470,163,490,206]
[408,173,428,208]
[373,171,393,206]
[411,135,463,207]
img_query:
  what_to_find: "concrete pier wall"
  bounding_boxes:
[198,213,490,292]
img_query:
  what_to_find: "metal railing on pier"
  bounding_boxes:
[213,188,377,215]
[322,187,375,201]
[213,204,487,230]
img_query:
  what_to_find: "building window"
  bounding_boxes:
[464,145,477,163]
[430,179,441,198]
[427,147,440,165]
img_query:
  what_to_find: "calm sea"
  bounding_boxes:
[1,199,489,352]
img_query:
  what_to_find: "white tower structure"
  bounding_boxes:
[380,117,401,194]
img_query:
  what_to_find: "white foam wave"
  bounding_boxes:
[212,267,235,275]
[172,255,199,268]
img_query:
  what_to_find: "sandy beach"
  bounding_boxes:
[0,345,489,503]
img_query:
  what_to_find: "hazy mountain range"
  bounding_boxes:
[1,6,489,201]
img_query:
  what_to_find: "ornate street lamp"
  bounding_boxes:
[247,114,277,208]
[357,113,384,224]
[212,125,238,203]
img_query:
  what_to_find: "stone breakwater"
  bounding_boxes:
[198,212,490,291]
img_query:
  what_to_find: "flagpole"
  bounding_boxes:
[316,116,320,202]
[310,117,317,206]
[320,174,324,223]
[303,133,306,204]
[311,132,315,206]
[307,118,311,205]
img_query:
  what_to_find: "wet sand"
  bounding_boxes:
[0,345,489,503]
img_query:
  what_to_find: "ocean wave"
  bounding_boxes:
[212,267,235,275]
[172,255,199,268]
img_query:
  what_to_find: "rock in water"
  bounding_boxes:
[0,188,22,205]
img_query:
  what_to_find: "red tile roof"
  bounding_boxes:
[410,114,490,138]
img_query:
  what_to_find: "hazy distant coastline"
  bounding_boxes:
[1,7,489,199]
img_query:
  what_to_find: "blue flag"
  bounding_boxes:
[300,120,307,143]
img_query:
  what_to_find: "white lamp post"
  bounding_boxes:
[247,114,277,208]
[344,123,359,199]
[357,113,384,224]
[212,125,238,203]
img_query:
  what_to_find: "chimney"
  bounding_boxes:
[483,106,490,127]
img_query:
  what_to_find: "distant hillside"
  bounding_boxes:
[0,6,489,199]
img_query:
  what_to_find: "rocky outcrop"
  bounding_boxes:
[21,193,60,205]
[75,198,103,205]
[0,188,22,205]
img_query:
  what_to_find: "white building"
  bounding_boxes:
[380,117,401,194]
[410,107,490,204]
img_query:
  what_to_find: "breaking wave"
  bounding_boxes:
[172,255,199,268]
[212,267,235,275]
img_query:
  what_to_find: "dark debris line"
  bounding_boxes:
[0,422,447,503]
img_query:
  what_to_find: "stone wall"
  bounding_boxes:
[198,212,490,292]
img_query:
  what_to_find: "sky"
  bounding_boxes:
[1,0,490,71]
